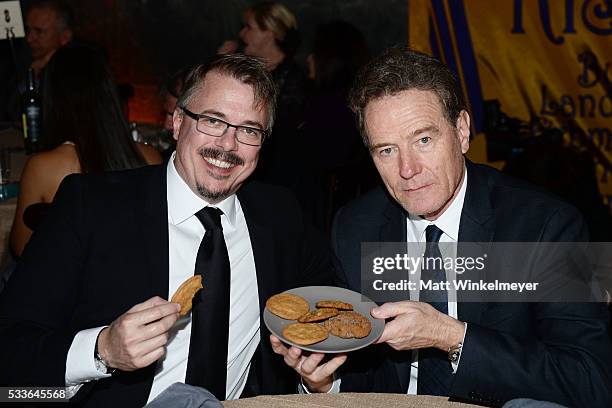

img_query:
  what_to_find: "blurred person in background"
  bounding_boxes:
[26,0,74,76]
[158,67,191,160]
[297,20,377,230]
[9,45,162,257]
[1,0,74,123]
[219,1,308,189]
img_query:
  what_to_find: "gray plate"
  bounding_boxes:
[263,286,384,353]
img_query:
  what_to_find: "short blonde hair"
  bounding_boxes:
[245,2,299,56]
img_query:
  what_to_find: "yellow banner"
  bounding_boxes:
[409,0,612,203]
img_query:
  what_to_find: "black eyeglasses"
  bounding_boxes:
[180,107,267,146]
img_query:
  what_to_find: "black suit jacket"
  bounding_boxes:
[0,165,335,407]
[332,161,612,407]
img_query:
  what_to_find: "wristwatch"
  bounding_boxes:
[448,342,463,364]
[94,335,117,375]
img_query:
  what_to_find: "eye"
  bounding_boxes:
[201,117,222,127]
[378,146,395,157]
[241,127,257,135]
[419,136,432,144]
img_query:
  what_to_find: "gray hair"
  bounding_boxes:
[349,47,466,146]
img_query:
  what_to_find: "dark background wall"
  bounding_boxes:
[4,0,407,123]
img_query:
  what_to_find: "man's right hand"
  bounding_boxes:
[270,335,347,393]
[97,296,181,371]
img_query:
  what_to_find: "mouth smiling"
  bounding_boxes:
[204,157,235,169]
[199,147,244,171]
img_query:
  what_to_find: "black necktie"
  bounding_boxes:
[417,224,452,396]
[185,207,230,400]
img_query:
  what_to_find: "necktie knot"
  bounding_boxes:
[195,207,224,231]
[425,224,443,243]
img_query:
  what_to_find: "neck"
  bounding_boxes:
[261,46,285,71]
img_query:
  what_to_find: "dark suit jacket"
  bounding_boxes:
[332,161,612,407]
[0,165,335,407]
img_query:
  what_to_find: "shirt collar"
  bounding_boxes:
[407,166,468,242]
[166,152,237,226]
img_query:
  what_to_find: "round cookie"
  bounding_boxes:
[171,275,203,316]
[316,300,353,311]
[298,308,338,323]
[282,323,329,345]
[323,311,372,339]
[266,293,309,320]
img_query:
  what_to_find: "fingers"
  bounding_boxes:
[128,296,169,313]
[318,354,348,378]
[132,302,181,327]
[371,301,412,319]
[376,318,402,344]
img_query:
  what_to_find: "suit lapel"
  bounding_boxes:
[141,165,170,299]
[456,161,496,325]
[236,183,277,314]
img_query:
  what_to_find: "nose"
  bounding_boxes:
[399,150,421,180]
[214,127,239,151]
[239,26,247,41]
[26,30,35,44]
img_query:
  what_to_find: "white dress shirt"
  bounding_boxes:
[404,168,468,394]
[302,169,469,395]
[65,154,260,402]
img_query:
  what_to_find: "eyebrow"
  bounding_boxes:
[368,125,439,151]
[200,109,265,130]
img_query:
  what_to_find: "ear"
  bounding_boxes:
[455,110,471,154]
[172,108,183,141]
[59,29,73,46]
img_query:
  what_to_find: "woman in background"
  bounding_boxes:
[10,45,162,256]
[219,1,307,187]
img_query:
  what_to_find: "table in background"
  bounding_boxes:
[223,393,481,408]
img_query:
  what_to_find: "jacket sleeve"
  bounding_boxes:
[0,174,89,387]
[451,207,612,407]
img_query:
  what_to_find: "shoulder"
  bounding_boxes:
[238,179,300,211]
[467,162,587,240]
[336,186,399,222]
[21,145,80,199]
[135,143,163,165]
[469,162,579,214]
[59,164,164,199]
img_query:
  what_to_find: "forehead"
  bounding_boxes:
[364,89,447,136]
[27,7,58,26]
[188,71,266,122]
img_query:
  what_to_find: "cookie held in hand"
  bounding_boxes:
[282,323,329,345]
[266,293,310,320]
[171,275,203,316]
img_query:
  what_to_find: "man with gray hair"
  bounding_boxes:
[272,47,611,407]
[0,54,335,406]
[25,0,74,75]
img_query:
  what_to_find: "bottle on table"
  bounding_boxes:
[22,68,43,154]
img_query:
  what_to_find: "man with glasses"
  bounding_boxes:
[0,54,335,406]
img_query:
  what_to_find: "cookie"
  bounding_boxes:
[282,323,329,345]
[266,293,310,320]
[323,311,372,339]
[316,300,353,311]
[297,308,338,323]
[171,275,203,316]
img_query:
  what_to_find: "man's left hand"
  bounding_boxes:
[372,301,464,352]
